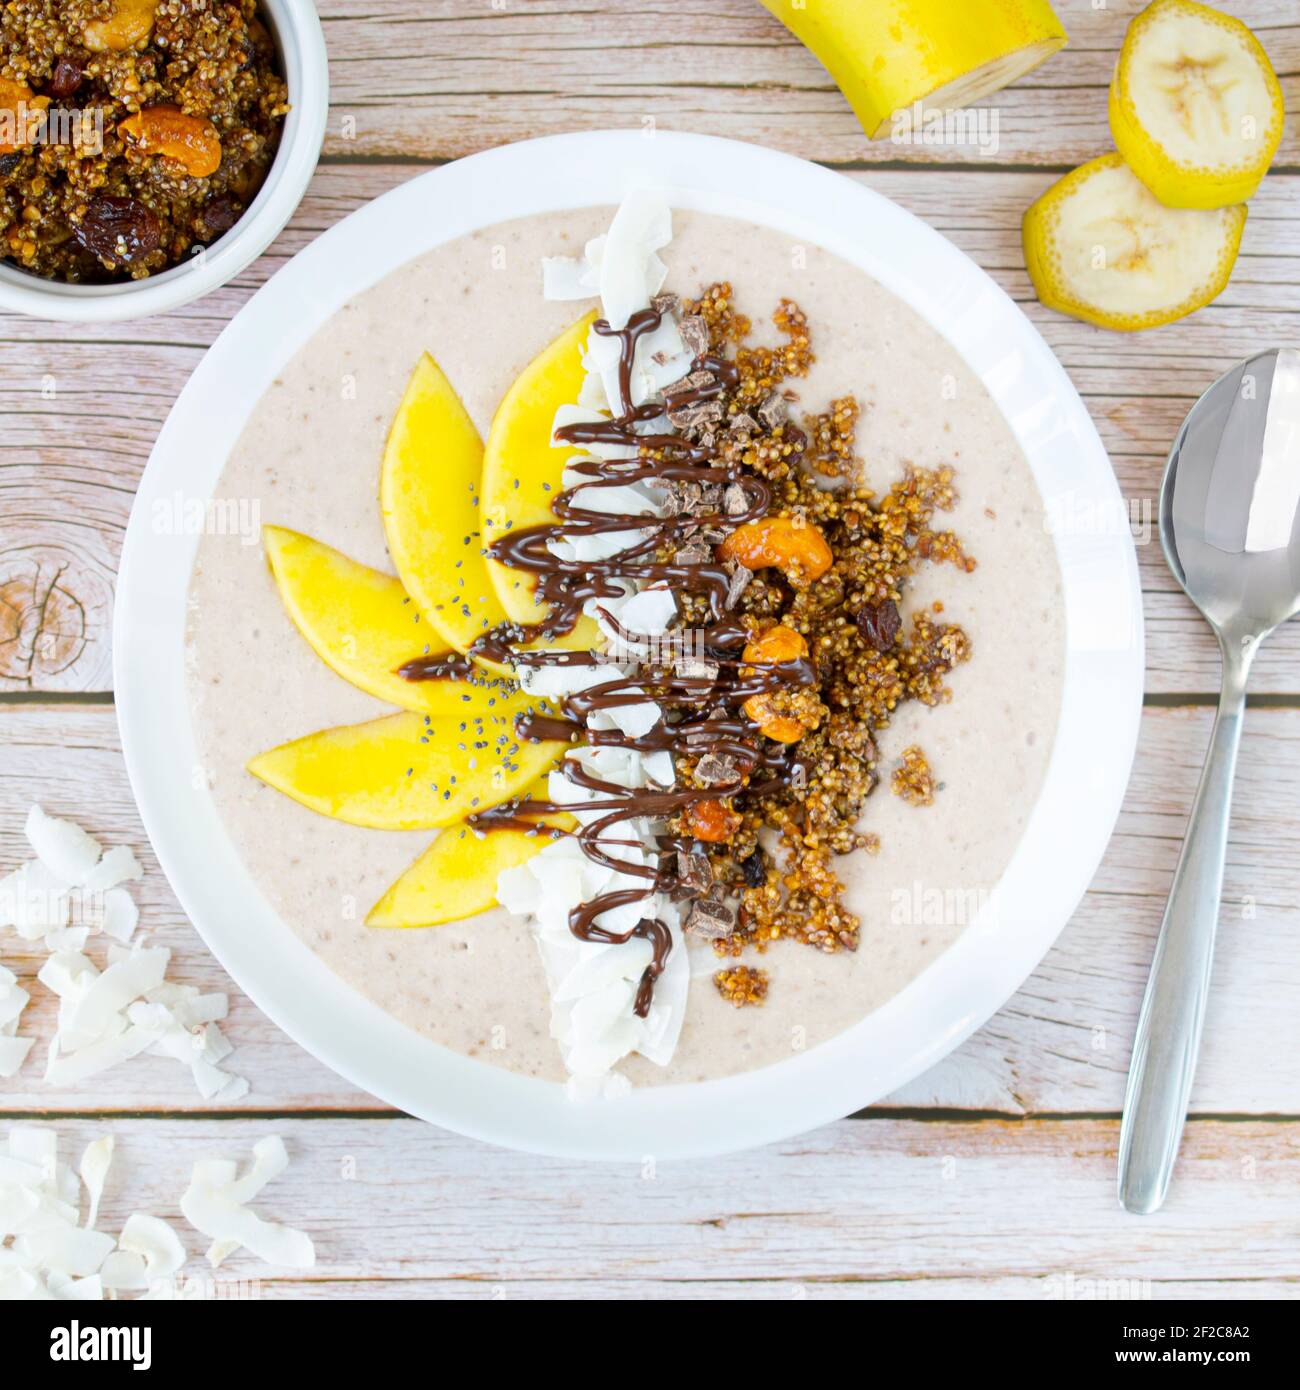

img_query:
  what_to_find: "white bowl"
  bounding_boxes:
[115,131,1145,1159]
[0,0,328,323]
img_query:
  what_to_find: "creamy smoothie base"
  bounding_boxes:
[186,205,1064,1088]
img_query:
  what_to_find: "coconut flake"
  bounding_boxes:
[80,845,143,895]
[179,1137,315,1270]
[119,1213,186,1280]
[45,1028,155,1086]
[79,1136,113,1230]
[24,806,102,886]
[99,1250,148,1292]
[1,861,71,939]
[58,948,169,1052]
[0,965,33,1079]
[0,1035,33,1078]
[541,253,599,301]
[599,190,671,330]
[99,890,140,944]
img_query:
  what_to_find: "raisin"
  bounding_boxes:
[47,56,85,100]
[856,597,901,651]
[198,193,242,240]
[740,850,766,888]
[72,195,161,265]
[0,152,20,177]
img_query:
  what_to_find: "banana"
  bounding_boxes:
[1022,153,1246,332]
[1110,0,1284,210]
[760,0,1067,141]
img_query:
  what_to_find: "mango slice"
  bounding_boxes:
[367,781,576,928]
[1023,153,1245,331]
[481,312,602,651]
[759,0,1067,141]
[381,353,509,662]
[247,693,563,831]
[262,525,456,714]
[1110,0,1284,211]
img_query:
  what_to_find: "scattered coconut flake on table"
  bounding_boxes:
[0,962,33,1078]
[25,805,102,885]
[0,805,247,1100]
[180,1136,315,1270]
[0,1123,186,1301]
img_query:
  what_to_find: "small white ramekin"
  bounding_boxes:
[0,0,328,323]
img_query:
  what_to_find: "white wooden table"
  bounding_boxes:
[2,0,1299,1299]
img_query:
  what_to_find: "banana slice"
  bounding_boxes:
[1023,153,1246,331]
[760,0,1068,141]
[1110,0,1284,209]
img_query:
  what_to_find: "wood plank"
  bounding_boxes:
[6,1116,1296,1291]
[3,165,1298,694]
[313,0,1300,168]
[2,704,1298,1115]
[252,1277,1300,1299]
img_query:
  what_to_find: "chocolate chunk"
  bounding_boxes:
[676,655,720,682]
[695,753,737,787]
[740,850,767,888]
[685,893,735,939]
[674,544,710,566]
[724,561,751,609]
[651,292,680,318]
[663,369,715,399]
[757,392,788,429]
[676,849,713,895]
[724,483,748,517]
[856,598,902,651]
[672,481,702,515]
[678,314,709,358]
[667,399,724,434]
[729,411,758,437]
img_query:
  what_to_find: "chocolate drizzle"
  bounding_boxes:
[405,304,815,1018]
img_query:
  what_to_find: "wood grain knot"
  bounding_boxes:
[0,547,109,686]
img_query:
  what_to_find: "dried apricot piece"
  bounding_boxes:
[0,79,50,156]
[119,105,222,179]
[682,799,741,843]
[84,0,159,53]
[742,625,811,743]
[718,515,833,584]
[743,624,808,666]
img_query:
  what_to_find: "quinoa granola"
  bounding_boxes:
[661,284,974,985]
[0,0,287,281]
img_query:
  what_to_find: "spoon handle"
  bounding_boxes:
[1118,640,1251,1214]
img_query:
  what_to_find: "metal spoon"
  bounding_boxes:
[1118,347,1300,1214]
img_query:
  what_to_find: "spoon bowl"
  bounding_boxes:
[1161,348,1300,642]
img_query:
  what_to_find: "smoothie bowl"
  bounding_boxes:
[116,132,1143,1157]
